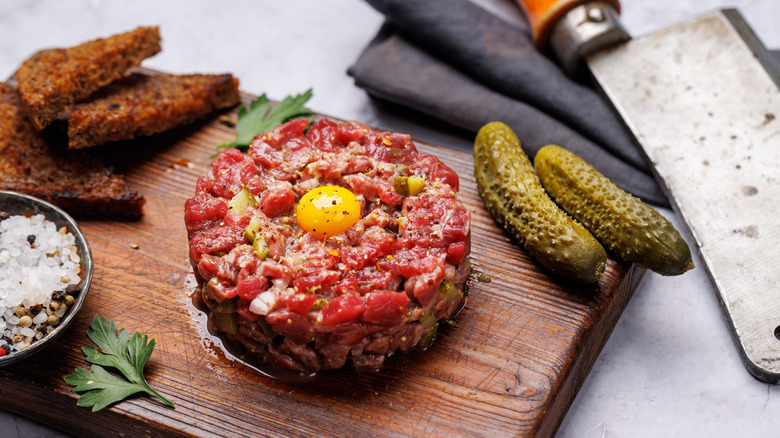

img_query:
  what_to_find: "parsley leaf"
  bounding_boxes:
[217,88,314,151]
[64,316,175,412]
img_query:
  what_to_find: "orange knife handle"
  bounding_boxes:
[517,0,621,50]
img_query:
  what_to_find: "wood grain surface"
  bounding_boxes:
[0,81,645,437]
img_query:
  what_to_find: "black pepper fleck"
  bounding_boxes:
[52,289,66,301]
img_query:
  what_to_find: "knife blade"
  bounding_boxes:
[517,0,780,383]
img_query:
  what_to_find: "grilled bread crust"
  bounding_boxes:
[16,26,161,131]
[67,72,240,149]
[0,82,145,217]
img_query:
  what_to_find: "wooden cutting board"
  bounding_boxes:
[0,84,644,437]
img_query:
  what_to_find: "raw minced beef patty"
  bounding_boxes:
[184,118,471,372]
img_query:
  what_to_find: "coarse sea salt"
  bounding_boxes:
[0,214,81,355]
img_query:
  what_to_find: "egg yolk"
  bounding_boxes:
[296,185,361,240]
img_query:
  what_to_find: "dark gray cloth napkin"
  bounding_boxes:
[349,0,668,206]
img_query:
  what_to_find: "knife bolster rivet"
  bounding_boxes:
[549,3,629,76]
[586,5,605,23]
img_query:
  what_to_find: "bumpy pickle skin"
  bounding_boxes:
[474,122,607,283]
[534,145,695,276]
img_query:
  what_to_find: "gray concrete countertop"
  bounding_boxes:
[1,1,778,436]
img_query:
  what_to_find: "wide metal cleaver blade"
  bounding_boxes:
[588,8,780,383]
[521,0,780,383]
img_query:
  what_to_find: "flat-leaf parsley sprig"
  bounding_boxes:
[217,88,314,151]
[64,315,175,412]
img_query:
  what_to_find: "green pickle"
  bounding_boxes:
[534,145,694,275]
[417,311,439,349]
[243,217,270,260]
[228,185,258,215]
[243,217,262,242]
[252,236,270,260]
[439,279,462,300]
[393,175,425,197]
[212,299,238,335]
[474,122,607,283]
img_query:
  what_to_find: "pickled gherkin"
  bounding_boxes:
[474,122,607,283]
[212,299,238,334]
[534,145,694,275]
[534,145,694,276]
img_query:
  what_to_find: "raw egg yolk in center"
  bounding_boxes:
[296,185,361,239]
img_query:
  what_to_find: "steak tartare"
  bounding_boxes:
[185,118,471,372]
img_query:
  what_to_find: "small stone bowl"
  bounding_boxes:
[0,190,93,367]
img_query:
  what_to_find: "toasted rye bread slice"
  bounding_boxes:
[67,72,240,149]
[16,26,161,131]
[0,82,145,218]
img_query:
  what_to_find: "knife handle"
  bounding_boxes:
[516,0,621,49]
